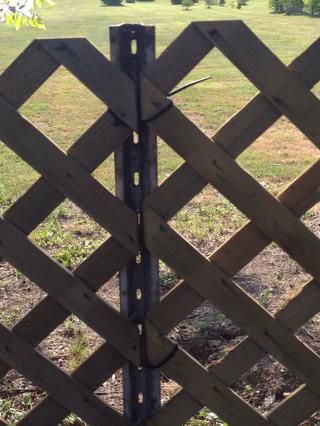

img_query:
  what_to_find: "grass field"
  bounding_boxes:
[0,0,319,425]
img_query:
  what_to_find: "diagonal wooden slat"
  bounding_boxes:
[0,96,138,253]
[143,206,320,400]
[4,110,131,236]
[18,342,126,426]
[0,215,140,365]
[0,41,59,109]
[0,324,130,426]
[142,23,213,95]
[153,276,320,426]
[195,21,320,150]
[141,80,320,281]
[144,36,320,222]
[0,226,270,425]
[39,38,138,130]
[148,159,320,334]
[145,321,270,426]
[267,385,320,425]
[0,237,131,381]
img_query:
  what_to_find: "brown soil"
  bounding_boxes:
[0,206,319,425]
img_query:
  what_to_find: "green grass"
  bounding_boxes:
[0,0,318,210]
[0,2,319,425]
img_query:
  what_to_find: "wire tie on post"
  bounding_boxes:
[143,99,174,124]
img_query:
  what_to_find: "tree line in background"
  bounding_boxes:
[101,0,248,9]
[269,0,320,14]
[101,0,319,13]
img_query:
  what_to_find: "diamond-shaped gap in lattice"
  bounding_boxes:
[0,260,44,329]
[234,244,313,312]
[237,117,319,195]
[159,261,180,297]
[233,355,302,415]
[92,152,116,195]
[96,271,120,311]
[30,200,109,271]
[295,311,320,358]
[168,184,246,253]
[19,66,107,153]
[0,142,41,211]
[0,371,47,424]
[161,375,182,406]
[170,48,257,138]
[169,300,242,366]
[37,314,103,375]
[96,368,124,414]
[157,136,185,185]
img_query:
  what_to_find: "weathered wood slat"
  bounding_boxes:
[142,82,320,281]
[144,321,269,426]
[148,390,201,426]
[142,23,213,95]
[0,237,131,381]
[0,41,59,109]
[147,166,320,426]
[0,325,130,426]
[0,96,138,253]
[145,36,320,221]
[0,215,140,365]
[268,385,319,425]
[18,342,126,426]
[195,21,320,150]
[143,206,320,400]
[148,160,320,333]
[4,111,130,236]
[39,39,137,130]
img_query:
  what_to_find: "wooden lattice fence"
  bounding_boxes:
[0,21,319,425]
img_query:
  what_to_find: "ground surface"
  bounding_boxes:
[0,0,319,424]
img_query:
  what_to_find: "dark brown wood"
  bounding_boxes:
[0,215,140,364]
[0,41,59,109]
[39,38,138,130]
[0,96,138,253]
[0,22,319,426]
[0,324,130,426]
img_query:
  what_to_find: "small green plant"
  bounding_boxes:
[259,289,272,306]
[63,413,86,425]
[0,398,23,424]
[21,394,33,410]
[68,328,89,371]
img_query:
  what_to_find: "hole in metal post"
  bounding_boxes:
[137,324,143,335]
[136,288,143,300]
[133,171,140,187]
[138,392,144,404]
[136,252,142,264]
[131,39,137,55]
[133,132,139,144]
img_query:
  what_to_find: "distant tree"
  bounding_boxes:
[205,0,213,7]
[304,0,320,13]
[269,0,285,12]
[181,0,192,9]
[0,0,54,29]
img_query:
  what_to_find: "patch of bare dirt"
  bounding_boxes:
[0,211,319,425]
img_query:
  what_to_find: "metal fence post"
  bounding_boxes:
[110,24,160,423]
